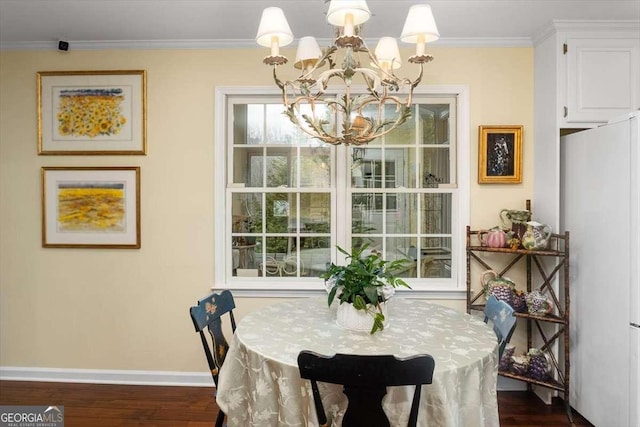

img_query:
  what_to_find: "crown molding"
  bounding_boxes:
[533,19,640,46]
[0,36,533,51]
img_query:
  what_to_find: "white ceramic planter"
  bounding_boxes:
[336,301,388,331]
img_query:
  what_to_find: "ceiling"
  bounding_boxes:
[0,0,639,49]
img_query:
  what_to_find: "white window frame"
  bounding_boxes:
[214,85,469,298]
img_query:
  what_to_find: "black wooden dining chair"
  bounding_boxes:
[189,290,237,427]
[297,351,435,427]
[483,294,517,358]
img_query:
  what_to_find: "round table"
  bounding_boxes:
[216,297,499,427]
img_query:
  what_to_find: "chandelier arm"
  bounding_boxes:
[405,62,425,107]
[272,66,287,91]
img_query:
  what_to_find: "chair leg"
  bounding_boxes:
[215,409,226,427]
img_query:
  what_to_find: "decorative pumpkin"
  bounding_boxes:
[479,228,508,248]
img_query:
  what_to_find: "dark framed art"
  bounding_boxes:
[37,70,147,155]
[478,125,523,184]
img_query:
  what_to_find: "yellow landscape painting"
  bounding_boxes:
[57,183,125,232]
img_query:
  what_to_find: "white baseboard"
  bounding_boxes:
[0,366,214,387]
[1,366,527,391]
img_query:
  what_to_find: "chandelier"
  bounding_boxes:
[256,1,439,146]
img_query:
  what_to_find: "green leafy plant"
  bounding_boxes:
[320,244,411,334]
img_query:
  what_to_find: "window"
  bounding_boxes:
[215,87,469,295]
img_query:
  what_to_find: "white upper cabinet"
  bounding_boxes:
[564,36,639,124]
[533,21,640,232]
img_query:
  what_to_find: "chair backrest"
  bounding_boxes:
[189,290,236,386]
[483,294,517,358]
[297,351,435,427]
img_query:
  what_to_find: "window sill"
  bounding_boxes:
[210,286,467,300]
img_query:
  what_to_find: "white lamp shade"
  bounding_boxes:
[256,7,294,48]
[326,0,371,27]
[295,36,322,68]
[373,37,402,69]
[400,4,440,44]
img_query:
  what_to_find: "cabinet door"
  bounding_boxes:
[565,37,639,123]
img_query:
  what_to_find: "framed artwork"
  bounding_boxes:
[478,125,523,184]
[37,70,146,155]
[42,167,141,248]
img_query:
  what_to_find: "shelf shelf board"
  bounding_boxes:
[471,305,566,324]
[513,312,566,324]
[498,370,566,392]
[467,246,564,256]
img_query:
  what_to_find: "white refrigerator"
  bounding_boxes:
[560,112,639,427]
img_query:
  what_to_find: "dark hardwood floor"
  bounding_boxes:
[0,380,593,426]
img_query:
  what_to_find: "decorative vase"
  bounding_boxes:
[521,221,552,250]
[525,290,553,316]
[336,301,388,332]
[481,270,516,304]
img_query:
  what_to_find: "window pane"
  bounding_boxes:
[422,237,451,278]
[266,105,299,144]
[396,148,417,188]
[234,104,264,145]
[421,147,451,186]
[231,193,262,233]
[384,236,416,277]
[261,238,288,275]
[265,148,294,187]
[300,193,331,234]
[233,147,264,186]
[419,104,450,145]
[351,148,383,189]
[264,237,289,259]
[421,193,452,234]
[265,192,292,233]
[384,103,416,145]
[352,193,382,234]
[299,147,331,188]
[231,193,262,276]
[386,193,417,234]
[301,246,331,277]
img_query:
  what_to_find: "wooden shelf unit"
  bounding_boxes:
[466,225,572,422]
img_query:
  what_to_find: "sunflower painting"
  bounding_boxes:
[57,89,127,138]
[38,70,146,155]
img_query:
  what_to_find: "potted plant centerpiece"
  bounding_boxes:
[321,244,411,334]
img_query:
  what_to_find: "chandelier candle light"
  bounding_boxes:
[256,1,439,146]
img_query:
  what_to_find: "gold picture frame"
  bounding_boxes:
[478,125,523,184]
[42,167,141,248]
[37,70,147,155]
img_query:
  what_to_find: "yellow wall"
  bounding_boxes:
[0,46,533,372]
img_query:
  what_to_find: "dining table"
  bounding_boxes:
[215,296,499,427]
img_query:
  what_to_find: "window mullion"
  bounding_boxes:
[335,143,349,263]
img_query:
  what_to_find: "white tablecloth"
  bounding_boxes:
[216,297,499,427]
